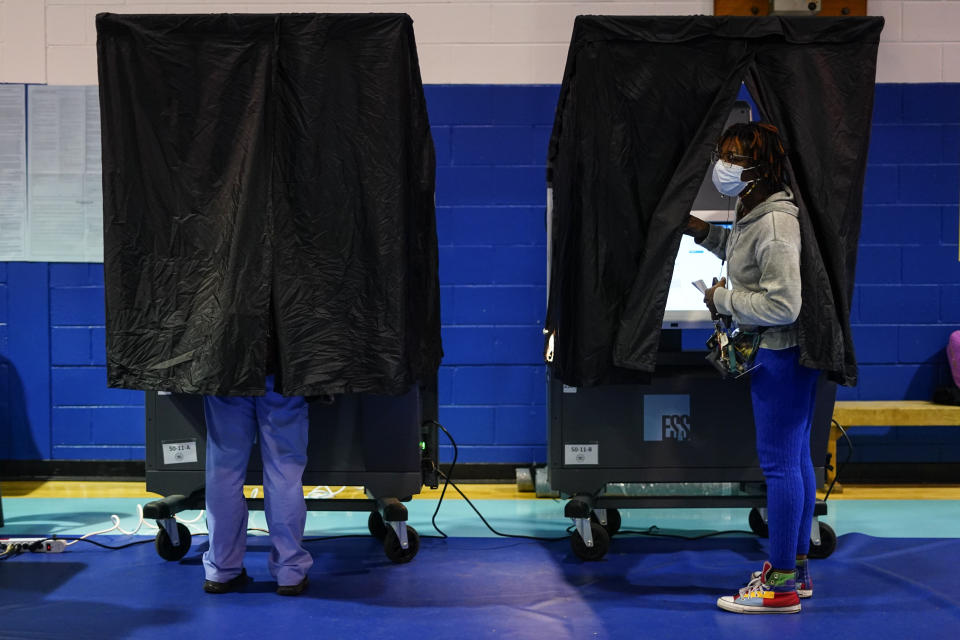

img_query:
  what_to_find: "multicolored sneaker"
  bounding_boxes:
[717,561,801,614]
[749,559,813,598]
[795,559,813,598]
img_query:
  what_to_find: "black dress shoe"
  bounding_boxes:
[276,576,309,596]
[203,568,250,594]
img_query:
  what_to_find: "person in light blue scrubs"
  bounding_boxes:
[201,361,313,596]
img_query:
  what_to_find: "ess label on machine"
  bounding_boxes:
[643,394,691,442]
[565,443,599,465]
[162,440,198,465]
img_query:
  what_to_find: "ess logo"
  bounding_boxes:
[661,414,691,441]
[643,395,692,442]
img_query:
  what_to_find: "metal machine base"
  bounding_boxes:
[560,486,835,561]
[142,382,437,564]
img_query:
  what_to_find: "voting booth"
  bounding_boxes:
[96,13,442,564]
[543,15,883,560]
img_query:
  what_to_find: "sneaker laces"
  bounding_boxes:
[738,582,768,599]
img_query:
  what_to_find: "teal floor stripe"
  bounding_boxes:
[4,497,960,539]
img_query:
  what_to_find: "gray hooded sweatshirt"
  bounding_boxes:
[698,187,801,350]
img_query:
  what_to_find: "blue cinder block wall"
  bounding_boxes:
[431,85,556,463]
[842,83,960,463]
[0,83,958,465]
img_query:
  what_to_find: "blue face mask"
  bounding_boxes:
[712,160,755,197]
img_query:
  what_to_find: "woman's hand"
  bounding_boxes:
[684,215,710,243]
[704,277,726,317]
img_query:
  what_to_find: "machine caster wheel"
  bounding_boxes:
[384,525,420,564]
[368,511,388,541]
[808,522,837,559]
[748,508,769,538]
[155,523,191,561]
[591,508,622,537]
[571,522,610,561]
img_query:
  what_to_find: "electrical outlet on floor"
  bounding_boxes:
[1,538,67,553]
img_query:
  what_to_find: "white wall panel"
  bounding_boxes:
[0,1,957,84]
[47,44,98,84]
[869,0,902,42]
[491,3,582,44]
[48,0,125,4]
[47,5,87,45]
[2,0,45,83]
[943,42,960,82]
[529,41,571,83]
[902,0,960,42]
[407,3,493,44]
[876,41,942,82]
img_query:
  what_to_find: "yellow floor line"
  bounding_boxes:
[819,485,960,500]
[1,481,160,499]
[4,480,960,501]
[0,481,531,500]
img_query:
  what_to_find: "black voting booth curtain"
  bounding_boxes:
[97,13,441,396]
[546,16,883,388]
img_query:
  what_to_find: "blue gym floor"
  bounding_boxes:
[3,491,960,639]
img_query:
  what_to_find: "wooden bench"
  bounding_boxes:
[827,401,960,491]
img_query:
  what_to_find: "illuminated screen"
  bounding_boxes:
[660,97,750,328]
[662,223,731,328]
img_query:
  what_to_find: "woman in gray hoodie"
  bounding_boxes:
[685,122,817,615]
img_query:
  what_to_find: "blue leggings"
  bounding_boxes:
[751,347,819,570]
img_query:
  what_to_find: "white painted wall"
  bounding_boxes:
[1,0,958,84]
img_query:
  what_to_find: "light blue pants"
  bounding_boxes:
[202,376,313,586]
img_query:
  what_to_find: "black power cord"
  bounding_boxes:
[0,543,28,559]
[616,526,756,540]
[436,468,569,542]
[4,419,783,558]
[428,422,754,543]
[823,419,854,501]
[301,534,370,543]
[3,527,359,552]
[428,421,567,542]
[424,419,454,539]
[1,535,161,551]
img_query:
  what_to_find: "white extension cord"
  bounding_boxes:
[0,504,207,556]
[1,486,355,554]
[305,485,349,499]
